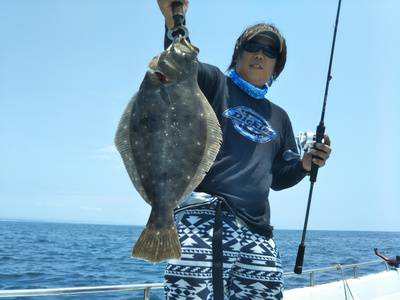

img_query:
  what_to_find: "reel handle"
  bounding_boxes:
[310,123,325,182]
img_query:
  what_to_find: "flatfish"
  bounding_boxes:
[115,37,222,262]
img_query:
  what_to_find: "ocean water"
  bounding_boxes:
[0,221,399,299]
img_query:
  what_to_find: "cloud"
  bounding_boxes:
[93,144,119,161]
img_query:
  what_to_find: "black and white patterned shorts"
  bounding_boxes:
[164,200,283,300]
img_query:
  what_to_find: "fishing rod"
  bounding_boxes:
[294,0,343,274]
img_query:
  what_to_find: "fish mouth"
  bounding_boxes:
[148,57,177,84]
[148,63,174,84]
[150,70,172,84]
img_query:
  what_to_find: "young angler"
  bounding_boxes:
[157,1,332,299]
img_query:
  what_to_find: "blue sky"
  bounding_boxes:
[1,0,399,231]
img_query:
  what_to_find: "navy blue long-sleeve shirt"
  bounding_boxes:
[165,33,307,237]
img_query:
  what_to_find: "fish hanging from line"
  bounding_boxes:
[114,37,222,262]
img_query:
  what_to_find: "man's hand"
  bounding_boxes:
[302,134,332,172]
[157,0,189,29]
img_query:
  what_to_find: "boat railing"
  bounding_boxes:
[284,259,390,287]
[0,259,390,298]
[0,283,165,299]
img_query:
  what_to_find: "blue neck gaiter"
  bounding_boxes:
[227,70,269,100]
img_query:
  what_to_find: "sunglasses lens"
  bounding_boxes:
[243,42,278,58]
[243,42,260,52]
[263,46,278,58]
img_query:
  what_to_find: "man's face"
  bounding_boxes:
[236,34,278,87]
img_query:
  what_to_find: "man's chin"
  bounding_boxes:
[246,74,268,86]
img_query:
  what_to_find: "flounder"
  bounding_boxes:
[115,37,222,262]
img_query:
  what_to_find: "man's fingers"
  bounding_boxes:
[308,134,331,168]
[314,144,331,155]
[323,134,331,146]
[314,134,331,155]
[312,157,325,167]
[157,0,188,16]
[310,149,329,160]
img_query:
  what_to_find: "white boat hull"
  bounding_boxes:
[284,268,400,300]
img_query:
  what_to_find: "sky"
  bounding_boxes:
[1,0,399,231]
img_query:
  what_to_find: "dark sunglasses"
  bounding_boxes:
[242,41,279,59]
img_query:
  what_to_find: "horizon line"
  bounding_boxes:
[1,217,399,233]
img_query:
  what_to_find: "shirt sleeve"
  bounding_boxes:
[271,113,308,191]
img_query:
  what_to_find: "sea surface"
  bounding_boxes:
[0,221,399,299]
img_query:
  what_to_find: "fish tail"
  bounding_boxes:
[132,212,181,262]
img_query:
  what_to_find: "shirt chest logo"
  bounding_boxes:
[223,106,277,143]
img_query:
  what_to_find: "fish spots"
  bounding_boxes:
[200,113,204,117]
[140,115,162,133]
[196,141,201,146]
[186,175,191,180]
[162,129,170,137]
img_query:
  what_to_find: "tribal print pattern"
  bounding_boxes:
[164,201,283,300]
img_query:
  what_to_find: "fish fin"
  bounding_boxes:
[114,95,151,205]
[188,99,223,192]
[132,226,181,263]
[174,91,222,203]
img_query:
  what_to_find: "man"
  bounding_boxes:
[157,1,332,299]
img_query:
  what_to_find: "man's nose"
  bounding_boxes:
[254,51,265,60]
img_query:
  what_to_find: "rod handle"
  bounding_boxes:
[171,1,184,27]
[294,243,306,274]
[310,123,325,182]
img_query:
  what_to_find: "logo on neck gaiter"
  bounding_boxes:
[223,106,277,143]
